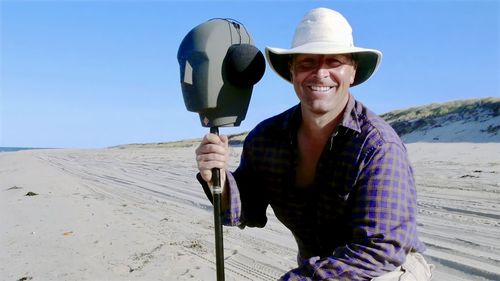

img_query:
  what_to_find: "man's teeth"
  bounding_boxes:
[310,86,332,92]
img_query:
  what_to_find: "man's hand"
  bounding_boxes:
[195,133,229,187]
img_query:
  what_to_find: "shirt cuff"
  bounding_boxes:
[196,171,242,227]
[223,172,242,226]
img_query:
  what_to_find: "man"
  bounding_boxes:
[195,7,433,280]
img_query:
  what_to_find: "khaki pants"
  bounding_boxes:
[371,252,434,281]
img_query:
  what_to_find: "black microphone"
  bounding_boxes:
[224,43,265,88]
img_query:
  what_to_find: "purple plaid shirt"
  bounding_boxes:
[200,95,425,280]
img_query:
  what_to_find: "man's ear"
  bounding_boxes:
[349,55,358,85]
[350,68,356,85]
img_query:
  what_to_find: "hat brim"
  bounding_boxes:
[265,42,382,87]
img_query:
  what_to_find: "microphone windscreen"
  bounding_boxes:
[225,44,266,88]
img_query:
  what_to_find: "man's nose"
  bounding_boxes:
[314,64,330,78]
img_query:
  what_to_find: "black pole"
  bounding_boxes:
[210,126,225,281]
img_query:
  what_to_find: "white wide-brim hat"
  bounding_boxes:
[266,7,382,87]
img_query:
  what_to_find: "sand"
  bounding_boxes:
[1,143,499,280]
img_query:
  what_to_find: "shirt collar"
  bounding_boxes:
[339,93,362,134]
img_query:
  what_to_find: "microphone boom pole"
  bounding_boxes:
[210,126,225,281]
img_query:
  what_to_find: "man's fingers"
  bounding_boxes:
[196,143,227,155]
[219,134,229,145]
[195,133,230,184]
[196,148,228,177]
[200,169,212,183]
[199,168,227,187]
[200,133,224,145]
[196,134,228,155]
[197,155,227,176]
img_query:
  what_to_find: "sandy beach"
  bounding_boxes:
[1,143,499,280]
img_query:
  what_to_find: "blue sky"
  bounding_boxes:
[1,0,498,148]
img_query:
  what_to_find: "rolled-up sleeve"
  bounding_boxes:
[197,133,268,228]
[223,172,243,226]
[196,171,242,226]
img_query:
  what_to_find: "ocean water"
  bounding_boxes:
[0,147,41,153]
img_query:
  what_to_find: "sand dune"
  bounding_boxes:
[1,143,499,280]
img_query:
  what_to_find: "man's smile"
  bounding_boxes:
[308,85,335,92]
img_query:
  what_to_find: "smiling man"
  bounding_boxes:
[195,7,433,280]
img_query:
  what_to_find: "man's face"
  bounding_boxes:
[290,54,356,116]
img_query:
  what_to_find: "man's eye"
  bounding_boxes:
[326,60,342,67]
[297,60,316,68]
